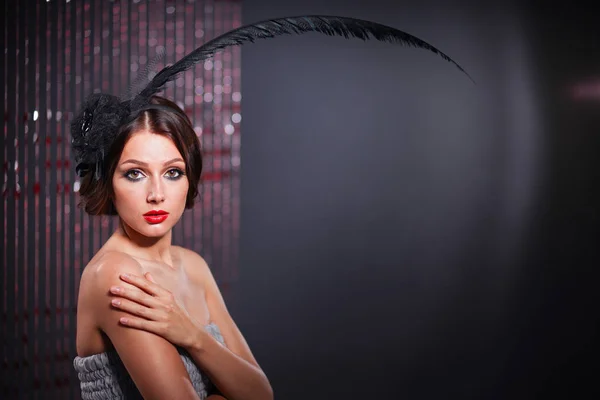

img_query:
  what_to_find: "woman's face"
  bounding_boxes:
[112,130,189,238]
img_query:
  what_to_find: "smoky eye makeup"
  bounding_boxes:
[123,169,144,181]
[165,168,186,180]
[122,167,185,182]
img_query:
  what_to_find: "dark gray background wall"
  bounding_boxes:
[233,1,599,399]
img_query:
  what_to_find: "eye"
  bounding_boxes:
[165,168,184,179]
[124,169,144,181]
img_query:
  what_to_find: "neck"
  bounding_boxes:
[115,219,175,267]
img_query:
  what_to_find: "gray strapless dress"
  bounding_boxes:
[73,323,224,400]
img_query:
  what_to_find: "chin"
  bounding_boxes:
[139,225,172,238]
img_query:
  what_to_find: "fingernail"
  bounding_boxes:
[120,317,128,324]
[121,273,130,279]
[110,286,121,293]
[111,299,120,306]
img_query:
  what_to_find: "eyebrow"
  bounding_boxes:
[121,158,185,167]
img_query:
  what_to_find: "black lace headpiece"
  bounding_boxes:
[70,15,473,180]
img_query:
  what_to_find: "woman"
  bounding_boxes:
[70,13,469,400]
[72,96,272,400]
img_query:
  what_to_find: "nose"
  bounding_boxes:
[146,179,165,204]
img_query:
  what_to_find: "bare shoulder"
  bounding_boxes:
[80,250,143,296]
[176,245,209,267]
[78,251,145,316]
[175,246,212,281]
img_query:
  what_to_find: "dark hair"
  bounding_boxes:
[78,96,202,216]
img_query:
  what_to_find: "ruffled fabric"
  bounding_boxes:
[73,323,225,400]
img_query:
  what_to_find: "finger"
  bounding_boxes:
[119,317,168,335]
[111,298,161,321]
[119,273,168,297]
[110,285,162,309]
[145,272,156,283]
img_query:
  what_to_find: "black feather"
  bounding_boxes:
[123,46,167,101]
[72,14,474,181]
[132,15,474,106]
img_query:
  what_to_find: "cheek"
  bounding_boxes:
[175,180,190,203]
[112,182,144,210]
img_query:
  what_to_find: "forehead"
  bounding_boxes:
[119,130,183,162]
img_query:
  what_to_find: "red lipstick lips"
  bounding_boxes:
[143,210,169,224]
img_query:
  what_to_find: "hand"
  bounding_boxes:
[109,273,206,349]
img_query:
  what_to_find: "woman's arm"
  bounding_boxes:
[186,317,272,400]
[89,252,203,400]
[183,250,273,400]
[103,249,274,400]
